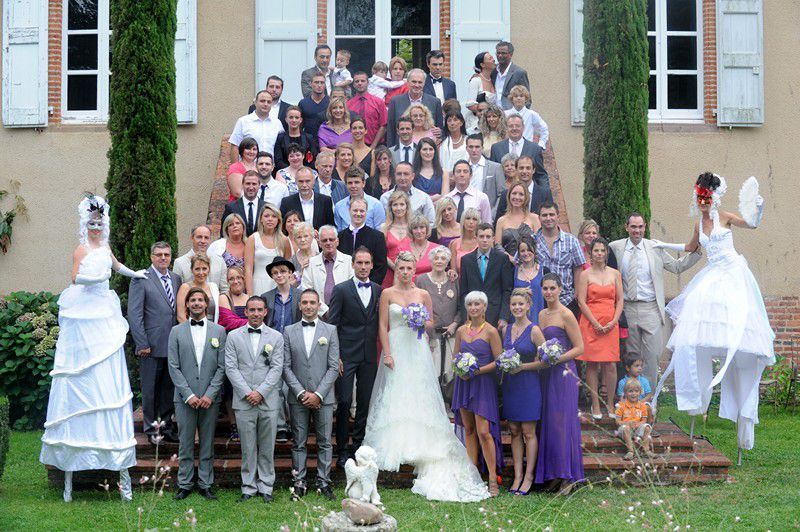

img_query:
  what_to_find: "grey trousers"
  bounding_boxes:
[175,401,219,490]
[624,300,664,386]
[235,407,278,495]
[289,402,334,488]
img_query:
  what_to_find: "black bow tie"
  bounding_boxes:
[431,77,442,84]
[357,281,371,289]
[248,327,261,334]
[190,319,205,327]
[301,321,315,327]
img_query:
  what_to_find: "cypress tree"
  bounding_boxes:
[106,0,178,292]
[582,0,650,240]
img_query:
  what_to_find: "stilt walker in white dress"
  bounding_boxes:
[40,195,148,501]
[653,173,775,460]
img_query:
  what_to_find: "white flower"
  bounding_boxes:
[210,337,219,348]
[263,344,273,354]
[318,337,328,346]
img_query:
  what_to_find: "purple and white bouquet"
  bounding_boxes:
[495,348,521,373]
[402,303,430,339]
[453,351,479,379]
[537,338,564,366]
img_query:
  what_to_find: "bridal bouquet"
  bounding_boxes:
[402,303,430,339]
[453,351,479,379]
[496,347,521,376]
[538,338,564,366]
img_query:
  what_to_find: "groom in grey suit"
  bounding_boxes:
[282,289,339,500]
[225,295,284,502]
[167,287,227,501]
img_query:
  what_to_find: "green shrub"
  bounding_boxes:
[0,292,59,429]
[0,396,9,480]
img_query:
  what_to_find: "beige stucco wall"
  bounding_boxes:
[1,1,797,299]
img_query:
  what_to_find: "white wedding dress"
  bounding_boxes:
[363,304,489,502]
[40,247,136,471]
[656,212,775,450]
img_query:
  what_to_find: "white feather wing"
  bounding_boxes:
[738,176,760,225]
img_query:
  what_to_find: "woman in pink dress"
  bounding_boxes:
[226,137,258,201]
[398,214,439,281]
[381,190,411,288]
[448,207,481,274]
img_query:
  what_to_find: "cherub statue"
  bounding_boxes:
[344,445,381,505]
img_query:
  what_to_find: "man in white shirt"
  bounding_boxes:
[466,134,506,215]
[313,151,348,205]
[255,152,289,208]
[301,226,354,315]
[173,224,229,293]
[380,162,436,225]
[390,117,417,165]
[229,90,285,164]
[495,41,530,110]
[445,160,492,223]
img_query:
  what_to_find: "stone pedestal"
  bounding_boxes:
[321,512,398,532]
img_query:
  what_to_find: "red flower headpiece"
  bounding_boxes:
[694,184,714,198]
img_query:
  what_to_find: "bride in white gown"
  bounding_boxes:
[39,195,148,502]
[364,251,489,502]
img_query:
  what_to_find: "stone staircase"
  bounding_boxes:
[47,408,731,490]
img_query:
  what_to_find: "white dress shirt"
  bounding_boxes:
[317,179,333,198]
[185,318,207,402]
[229,112,285,157]
[353,276,372,307]
[301,319,317,358]
[243,198,257,229]
[299,194,315,222]
[269,100,281,121]
[380,186,436,225]
[505,106,549,149]
[259,178,290,208]
[249,323,264,356]
[495,63,511,103]
[470,157,487,191]
[429,76,445,102]
[622,239,656,302]
[445,186,492,223]
[509,139,522,157]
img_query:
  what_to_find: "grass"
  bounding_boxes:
[0,404,798,531]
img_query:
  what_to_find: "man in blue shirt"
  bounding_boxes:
[334,167,386,231]
[298,73,329,139]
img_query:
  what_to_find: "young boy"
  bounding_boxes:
[503,85,549,149]
[368,61,406,99]
[617,353,653,403]
[615,379,655,460]
[331,49,353,98]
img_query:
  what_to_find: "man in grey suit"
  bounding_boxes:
[167,287,227,501]
[609,213,702,386]
[466,134,506,216]
[128,241,181,443]
[385,69,443,147]
[300,44,332,98]
[490,114,549,188]
[494,41,530,110]
[225,296,284,502]
[282,289,339,500]
[389,117,417,166]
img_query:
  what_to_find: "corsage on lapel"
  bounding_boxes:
[263,344,273,359]
[318,337,328,346]
[210,337,220,348]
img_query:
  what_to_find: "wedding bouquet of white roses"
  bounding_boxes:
[537,338,564,366]
[453,351,479,378]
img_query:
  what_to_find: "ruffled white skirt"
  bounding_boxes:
[39,283,136,471]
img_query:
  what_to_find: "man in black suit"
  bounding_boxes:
[459,223,513,330]
[248,75,291,132]
[494,154,554,223]
[386,69,443,146]
[279,167,334,230]
[327,247,382,467]
[423,50,457,103]
[220,171,264,237]
[490,114,549,188]
[337,198,387,285]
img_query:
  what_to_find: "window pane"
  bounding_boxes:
[648,36,656,70]
[647,0,655,32]
[391,0,430,35]
[667,74,697,109]
[391,38,431,70]
[336,0,375,36]
[68,34,98,70]
[68,0,98,30]
[667,36,696,70]
[336,39,375,77]
[67,75,98,111]
[667,0,696,31]
[649,75,657,110]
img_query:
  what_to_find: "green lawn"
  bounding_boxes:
[1,405,798,531]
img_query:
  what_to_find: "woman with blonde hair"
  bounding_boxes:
[430,197,461,248]
[381,190,412,288]
[479,104,508,158]
[448,207,481,274]
[207,213,247,268]
[244,204,291,295]
[404,103,437,144]
[366,145,395,199]
[398,214,439,280]
[495,181,541,257]
[289,221,316,283]
[176,253,220,323]
[333,142,356,181]
[318,96,353,150]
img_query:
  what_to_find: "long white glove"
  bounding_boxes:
[74,271,111,285]
[116,264,148,279]
[739,176,765,228]
[650,240,687,252]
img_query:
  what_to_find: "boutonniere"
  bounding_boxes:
[318,337,328,346]
[210,337,220,348]
[263,344,273,357]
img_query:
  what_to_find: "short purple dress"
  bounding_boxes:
[452,338,504,471]
[534,326,585,484]
[500,324,542,422]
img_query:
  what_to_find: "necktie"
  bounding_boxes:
[247,201,254,233]
[403,146,411,163]
[161,274,175,309]
[190,319,204,326]
[479,254,488,280]
[323,257,336,305]
[511,141,519,157]
[626,246,640,300]
[248,327,261,334]
[260,184,267,199]
[301,321,315,327]
[456,191,467,222]
[357,281,371,289]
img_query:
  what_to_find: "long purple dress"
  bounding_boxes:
[452,338,504,471]
[534,326,584,484]
[501,323,542,422]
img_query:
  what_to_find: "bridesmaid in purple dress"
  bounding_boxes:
[534,273,585,494]
[452,291,504,497]
[429,197,462,249]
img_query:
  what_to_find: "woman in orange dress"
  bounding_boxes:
[381,190,412,288]
[576,237,624,419]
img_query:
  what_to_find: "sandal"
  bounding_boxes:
[488,477,500,497]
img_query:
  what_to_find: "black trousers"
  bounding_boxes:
[335,357,377,454]
[139,356,176,436]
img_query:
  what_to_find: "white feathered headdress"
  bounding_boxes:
[78,193,110,245]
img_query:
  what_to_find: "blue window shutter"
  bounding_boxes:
[175,0,197,124]
[2,0,48,128]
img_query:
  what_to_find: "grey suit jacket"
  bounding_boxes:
[282,321,340,406]
[224,324,284,411]
[480,159,507,215]
[262,286,302,326]
[498,63,531,109]
[609,238,702,323]
[301,66,329,98]
[386,93,443,146]
[167,320,227,403]
[390,142,416,166]
[128,267,181,357]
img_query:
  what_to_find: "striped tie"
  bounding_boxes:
[161,274,175,309]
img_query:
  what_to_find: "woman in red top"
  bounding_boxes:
[226,137,258,201]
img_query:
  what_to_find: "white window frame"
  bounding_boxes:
[327,0,440,69]
[61,0,112,123]
[648,0,704,123]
